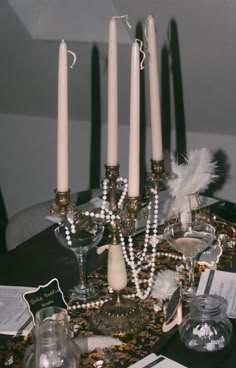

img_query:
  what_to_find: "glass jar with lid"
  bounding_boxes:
[179,294,232,352]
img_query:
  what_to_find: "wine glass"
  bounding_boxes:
[164,221,216,301]
[55,221,104,301]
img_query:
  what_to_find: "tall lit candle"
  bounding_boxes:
[147,15,163,161]
[107,17,118,166]
[57,39,69,192]
[128,41,140,197]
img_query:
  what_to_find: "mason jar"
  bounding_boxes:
[179,294,232,352]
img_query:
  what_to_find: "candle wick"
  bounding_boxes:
[67,50,77,69]
[112,14,132,29]
[135,39,146,70]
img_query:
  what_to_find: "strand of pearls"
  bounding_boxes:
[101,178,109,210]
[116,177,128,208]
[68,294,138,312]
[101,177,128,210]
[83,181,162,300]
[59,176,183,307]
[120,190,159,300]
[83,177,128,225]
[67,246,183,312]
[68,298,111,311]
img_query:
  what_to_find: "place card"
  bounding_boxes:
[23,278,68,324]
[127,353,187,368]
[162,287,182,332]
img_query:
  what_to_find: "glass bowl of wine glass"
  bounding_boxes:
[55,220,104,302]
[164,221,216,301]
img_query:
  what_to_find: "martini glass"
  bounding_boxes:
[55,221,104,301]
[164,221,215,301]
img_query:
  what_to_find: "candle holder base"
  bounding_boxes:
[150,159,169,189]
[143,159,169,204]
[90,292,150,335]
[49,190,78,217]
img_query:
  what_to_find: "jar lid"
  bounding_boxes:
[190,294,227,318]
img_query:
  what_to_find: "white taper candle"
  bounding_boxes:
[128,41,140,197]
[57,40,69,192]
[147,15,163,161]
[107,17,118,166]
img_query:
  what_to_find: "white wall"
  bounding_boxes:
[1,113,235,219]
[0,114,92,218]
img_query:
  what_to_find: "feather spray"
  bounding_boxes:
[168,148,218,216]
[151,269,178,300]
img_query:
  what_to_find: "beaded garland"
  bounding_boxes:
[64,176,183,302]
[83,177,160,299]
[118,191,158,299]
[64,176,183,303]
[68,250,183,311]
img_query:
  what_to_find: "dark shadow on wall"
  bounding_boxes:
[203,149,231,198]
[161,44,171,154]
[168,19,187,163]
[0,188,7,254]
[90,45,101,189]
[136,22,146,195]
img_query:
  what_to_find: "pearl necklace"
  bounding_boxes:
[101,176,128,210]
[119,190,159,300]
[67,247,183,313]
[65,179,171,301]
[83,177,128,225]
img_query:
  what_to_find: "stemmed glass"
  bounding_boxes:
[164,221,216,301]
[55,220,104,301]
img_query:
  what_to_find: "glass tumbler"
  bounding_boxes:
[179,294,232,352]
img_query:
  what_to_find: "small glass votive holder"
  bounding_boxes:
[179,294,232,352]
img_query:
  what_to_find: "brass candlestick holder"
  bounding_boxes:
[120,195,142,237]
[104,164,120,213]
[49,189,78,217]
[144,159,168,203]
[49,189,95,233]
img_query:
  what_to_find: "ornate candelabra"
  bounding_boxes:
[91,163,163,335]
[51,160,168,334]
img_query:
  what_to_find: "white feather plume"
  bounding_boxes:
[168,148,218,215]
[151,270,178,300]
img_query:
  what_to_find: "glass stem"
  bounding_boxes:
[76,253,87,289]
[187,258,195,288]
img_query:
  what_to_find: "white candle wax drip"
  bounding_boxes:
[57,40,69,192]
[108,244,127,291]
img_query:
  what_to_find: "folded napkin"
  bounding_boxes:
[73,335,122,353]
